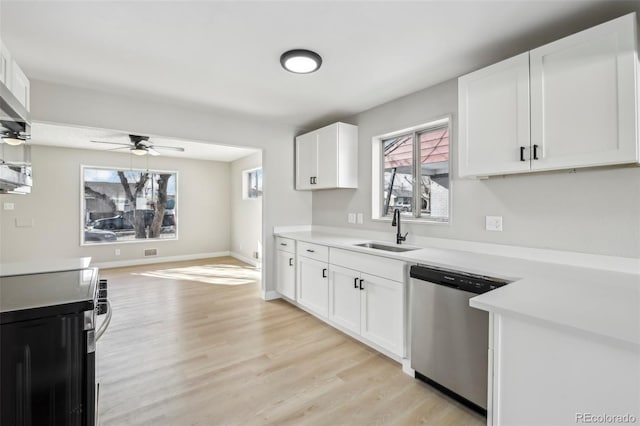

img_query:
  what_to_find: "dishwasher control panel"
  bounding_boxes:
[409,265,511,295]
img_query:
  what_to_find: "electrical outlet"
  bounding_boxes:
[485,216,503,232]
[115,249,121,256]
[357,213,364,224]
[347,213,356,224]
[3,202,14,211]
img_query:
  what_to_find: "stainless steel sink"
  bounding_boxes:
[354,242,420,252]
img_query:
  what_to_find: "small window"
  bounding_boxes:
[372,117,450,223]
[243,168,262,199]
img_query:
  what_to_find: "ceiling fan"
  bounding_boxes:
[90,134,185,156]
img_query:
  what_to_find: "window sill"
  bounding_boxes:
[81,236,178,246]
[371,217,450,226]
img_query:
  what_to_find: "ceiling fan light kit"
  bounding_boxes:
[1,131,29,145]
[130,147,148,156]
[280,49,322,74]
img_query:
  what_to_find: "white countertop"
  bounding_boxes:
[276,231,640,346]
[0,257,92,277]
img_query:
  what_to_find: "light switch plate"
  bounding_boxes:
[347,213,356,224]
[3,202,14,210]
[486,216,503,232]
[357,213,364,224]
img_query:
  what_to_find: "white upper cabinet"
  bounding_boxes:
[0,44,10,87]
[10,61,30,112]
[458,52,531,177]
[295,122,358,190]
[0,40,30,112]
[530,13,638,171]
[458,13,639,178]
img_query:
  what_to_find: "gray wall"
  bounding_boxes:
[0,145,231,263]
[312,79,640,258]
[13,80,313,295]
[230,151,263,262]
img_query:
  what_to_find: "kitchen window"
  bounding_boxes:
[372,117,450,223]
[243,167,262,199]
[81,166,177,244]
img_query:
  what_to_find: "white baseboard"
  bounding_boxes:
[230,251,261,267]
[402,358,415,377]
[93,251,230,269]
[262,290,281,301]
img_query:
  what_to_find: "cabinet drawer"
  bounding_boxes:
[275,237,295,254]
[297,241,329,262]
[330,248,405,283]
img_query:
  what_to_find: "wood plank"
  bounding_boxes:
[97,257,484,425]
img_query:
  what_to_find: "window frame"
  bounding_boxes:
[80,165,179,246]
[242,167,263,200]
[371,116,452,225]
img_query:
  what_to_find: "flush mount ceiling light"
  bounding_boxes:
[280,49,322,74]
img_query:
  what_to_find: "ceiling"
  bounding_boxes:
[2,1,639,130]
[30,123,259,162]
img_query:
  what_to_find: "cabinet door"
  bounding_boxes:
[296,256,329,318]
[328,265,361,334]
[0,44,10,86]
[315,123,339,188]
[458,52,531,177]
[360,273,404,356]
[295,132,317,190]
[530,13,638,171]
[10,61,30,111]
[276,250,295,300]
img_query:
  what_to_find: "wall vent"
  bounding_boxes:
[144,248,158,257]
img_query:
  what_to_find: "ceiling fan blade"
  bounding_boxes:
[91,140,132,147]
[106,146,130,151]
[147,147,161,156]
[152,145,185,152]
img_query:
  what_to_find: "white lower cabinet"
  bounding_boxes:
[328,265,361,334]
[359,272,404,356]
[296,256,329,318]
[328,264,405,357]
[276,249,295,300]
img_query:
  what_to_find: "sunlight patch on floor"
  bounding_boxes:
[135,264,260,286]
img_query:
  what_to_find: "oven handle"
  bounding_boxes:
[96,300,112,342]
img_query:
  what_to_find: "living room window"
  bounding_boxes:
[82,166,178,244]
[372,117,450,223]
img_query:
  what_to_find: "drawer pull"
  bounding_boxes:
[280,243,287,246]
[306,249,315,253]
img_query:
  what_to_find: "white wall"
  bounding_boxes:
[23,80,312,296]
[230,151,262,264]
[312,79,640,259]
[0,145,231,264]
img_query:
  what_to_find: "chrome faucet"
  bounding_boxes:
[392,208,408,244]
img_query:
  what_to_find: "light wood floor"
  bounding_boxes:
[97,257,484,426]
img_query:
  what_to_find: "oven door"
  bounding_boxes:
[0,311,96,426]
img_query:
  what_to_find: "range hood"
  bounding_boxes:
[0,78,31,194]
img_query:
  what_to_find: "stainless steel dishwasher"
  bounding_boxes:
[409,264,510,414]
